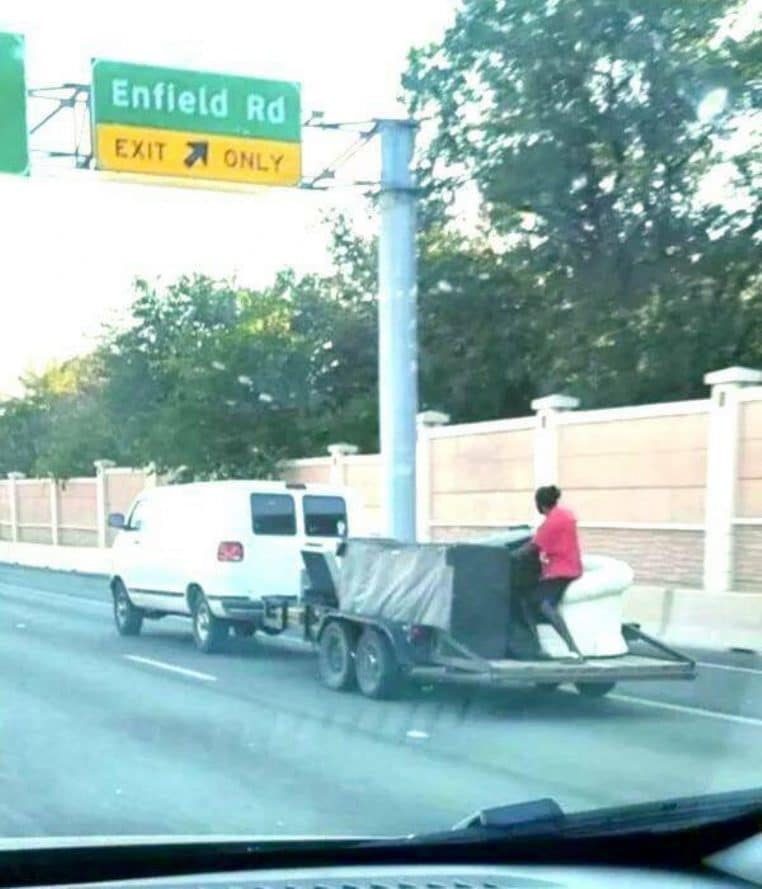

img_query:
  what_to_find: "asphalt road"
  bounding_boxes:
[0,563,760,840]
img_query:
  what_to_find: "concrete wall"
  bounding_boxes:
[345,457,382,535]
[429,423,534,533]
[58,480,98,547]
[0,482,12,541]
[284,372,762,593]
[2,368,760,596]
[0,468,153,551]
[736,395,762,591]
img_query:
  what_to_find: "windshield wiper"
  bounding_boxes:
[401,786,761,845]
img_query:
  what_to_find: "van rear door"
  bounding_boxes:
[248,491,301,598]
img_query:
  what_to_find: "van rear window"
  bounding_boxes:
[250,494,296,536]
[303,495,348,538]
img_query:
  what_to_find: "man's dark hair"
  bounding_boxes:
[535,485,561,512]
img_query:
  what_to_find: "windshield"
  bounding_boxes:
[0,0,760,846]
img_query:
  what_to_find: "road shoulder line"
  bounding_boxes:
[608,693,762,727]
[123,654,217,682]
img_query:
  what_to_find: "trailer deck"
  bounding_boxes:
[411,625,696,687]
[410,653,695,686]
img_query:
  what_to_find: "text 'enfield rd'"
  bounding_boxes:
[110,79,287,125]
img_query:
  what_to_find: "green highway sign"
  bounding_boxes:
[0,32,29,176]
[91,60,301,143]
[91,59,301,186]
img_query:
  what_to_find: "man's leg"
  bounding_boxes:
[538,592,584,660]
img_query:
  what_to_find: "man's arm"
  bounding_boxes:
[514,539,539,558]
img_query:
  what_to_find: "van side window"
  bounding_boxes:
[127,500,149,531]
[304,496,348,538]
[250,494,296,536]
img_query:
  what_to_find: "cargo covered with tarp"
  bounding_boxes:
[337,536,539,658]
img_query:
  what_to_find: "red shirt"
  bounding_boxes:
[533,505,583,580]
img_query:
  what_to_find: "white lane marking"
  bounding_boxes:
[0,583,110,609]
[609,693,762,728]
[697,661,762,677]
[15,623,26,629]
[406,729,430,740]
[123,654,217,683]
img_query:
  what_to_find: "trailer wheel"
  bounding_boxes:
[355,627,399,699]
[575,681,616,698]
[318,621,356,691]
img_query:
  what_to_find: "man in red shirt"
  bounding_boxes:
[522,485,585,661]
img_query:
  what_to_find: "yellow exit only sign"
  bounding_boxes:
[95,123,301,186]
[91,60,302,188]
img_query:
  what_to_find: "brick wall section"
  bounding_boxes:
[18,526,53,544]
[580,527,704,586]
[734,526,762,592]
[59,528,98,547]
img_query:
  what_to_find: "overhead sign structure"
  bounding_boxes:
[91,60,301,187]
[0,32,29,176]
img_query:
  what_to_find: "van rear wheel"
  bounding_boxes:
[318,621,356,691]
[113,580,143,637]
[192,594,228,653]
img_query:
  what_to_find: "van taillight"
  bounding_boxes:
[218,541,244,562]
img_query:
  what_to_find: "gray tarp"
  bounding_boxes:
[338,539,455,631]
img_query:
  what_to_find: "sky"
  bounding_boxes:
[0,0,458,394]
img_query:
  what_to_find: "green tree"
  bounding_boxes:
[404,0,761,406]
[97,275,315,478]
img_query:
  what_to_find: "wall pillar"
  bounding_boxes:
[49,478,60,545]
[531,394,580,489]
[327,443,358,487]
[143,464,159,489]
[93,459,116,548]
[6,472,25,543]
[703,366,762,592]
[416,411,450,542]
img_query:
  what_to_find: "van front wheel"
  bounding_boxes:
[192,594,228,653]
[113,580,143,637]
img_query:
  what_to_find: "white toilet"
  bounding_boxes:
[538,555,633,658]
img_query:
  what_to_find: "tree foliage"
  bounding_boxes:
[0,0,758,479]
[404,0,761,405]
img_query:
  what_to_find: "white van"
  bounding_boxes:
[108,480,355,653]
